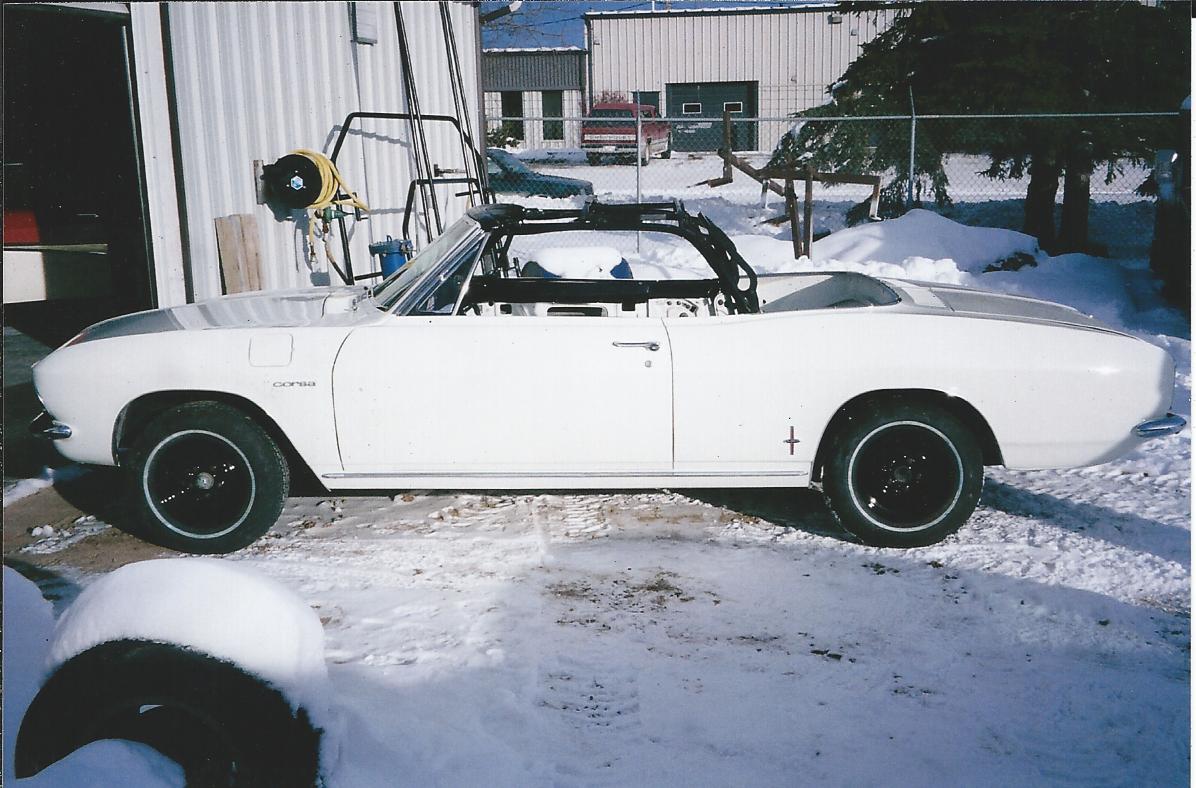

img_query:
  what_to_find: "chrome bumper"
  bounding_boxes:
[1134,413,1186,438]
[30,410,72,440]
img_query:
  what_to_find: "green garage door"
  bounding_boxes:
[665,81,757,152]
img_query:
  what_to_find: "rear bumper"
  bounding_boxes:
[30,410,72,440]
[1134,413,1186,438]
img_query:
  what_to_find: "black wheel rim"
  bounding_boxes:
[848,422,963,532]
[144,431,256,539]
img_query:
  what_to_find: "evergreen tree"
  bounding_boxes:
[772,1,1188,253]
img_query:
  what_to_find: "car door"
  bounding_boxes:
[331,315,673,477]
[664,313,812,480]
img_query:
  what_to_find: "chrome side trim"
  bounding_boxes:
[1133,413,1186,438]
[322,469,808,480]
[30,411,72,440]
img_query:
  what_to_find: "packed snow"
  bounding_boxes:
[4,152,1189,785]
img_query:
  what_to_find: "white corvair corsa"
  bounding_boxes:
[31,201,1184,553]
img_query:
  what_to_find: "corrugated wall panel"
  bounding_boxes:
[589,8,902,149]
[168,1,480,299]
[482,51,584,92]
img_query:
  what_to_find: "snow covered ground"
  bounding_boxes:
[4,154,1189,786]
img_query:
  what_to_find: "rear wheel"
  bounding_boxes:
[661,134,673,159]
[126,401,289,553]
[821,401,983,547]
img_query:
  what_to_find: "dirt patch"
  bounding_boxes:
[3,474,175,576]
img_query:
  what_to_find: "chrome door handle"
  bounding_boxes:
[612,341,660,351]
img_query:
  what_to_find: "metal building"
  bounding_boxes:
[482,48,586,149]
[4,1,483,329]
[584,3,906,152]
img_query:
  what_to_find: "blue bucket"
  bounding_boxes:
[369,236,414,278]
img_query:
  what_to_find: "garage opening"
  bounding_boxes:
[665,80,758,152]
[3,4,156,346]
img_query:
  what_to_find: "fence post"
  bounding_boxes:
[907,86,917,209]
[635,107,643,205]
[635,107,643,252]
[722,107,733,181]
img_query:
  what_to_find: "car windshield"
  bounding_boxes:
[488,149,530,174]
[371,217,486,309]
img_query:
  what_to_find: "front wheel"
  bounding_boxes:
[661,134,673,159]
[126,401,289,553]
[586,153,601,166]
[821,401,983,548]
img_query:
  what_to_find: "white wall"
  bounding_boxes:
[146,1,482,301]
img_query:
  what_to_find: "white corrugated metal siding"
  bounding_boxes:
[166,1,481,299]
[588,8,901,149]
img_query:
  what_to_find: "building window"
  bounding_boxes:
[632,90,660,112]
[500,91,524,140]
[542,90,563,141]
[681,102,701,115]
[723,101,744,114]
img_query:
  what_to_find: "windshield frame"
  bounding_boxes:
[371,216,487,313]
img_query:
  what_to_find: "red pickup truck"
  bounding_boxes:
[581,102,672,165]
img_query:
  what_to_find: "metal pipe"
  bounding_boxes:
[635,106,642,253]
[907,85,916,209]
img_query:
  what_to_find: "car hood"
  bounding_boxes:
[64,287,377,346]
[886,279,1124,335]
[533,173,590,187]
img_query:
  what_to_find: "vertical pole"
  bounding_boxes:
[722,107,732,181]
[803,167,814,256]
[907,85,917,209]
[635,104,643,253]
[635,104,643,204]
[785,179,801,260]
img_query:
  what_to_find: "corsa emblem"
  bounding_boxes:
[273,381,316,388]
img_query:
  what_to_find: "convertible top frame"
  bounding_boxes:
[466,200,761,314]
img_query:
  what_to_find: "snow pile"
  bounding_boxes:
[731,234,976,285]
[48,560,331,732]
[3,567,184,787]
[807,208,1040,271]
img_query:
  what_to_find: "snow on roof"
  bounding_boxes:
[483,46,586,53]
[585,3,843,19]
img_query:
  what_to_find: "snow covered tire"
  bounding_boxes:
[15,639,322,786]
[821,400,983,548]
[127,401,289,554]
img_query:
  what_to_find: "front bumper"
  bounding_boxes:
[1134,413,1186,438]
[30,410,72,440]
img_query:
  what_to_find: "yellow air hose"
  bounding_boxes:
[290,149,369,271]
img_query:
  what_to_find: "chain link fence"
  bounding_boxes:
[482,112,1178,258]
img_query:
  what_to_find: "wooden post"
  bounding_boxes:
[785,179,801,260]
[803,167,815,257]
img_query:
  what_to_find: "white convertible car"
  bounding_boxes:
[32,201,1183,553]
